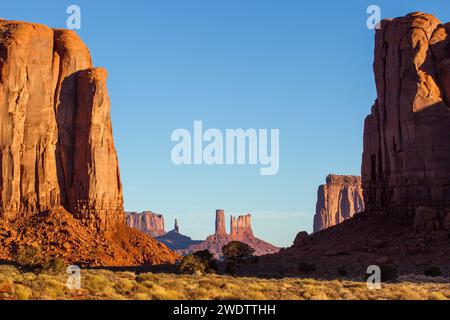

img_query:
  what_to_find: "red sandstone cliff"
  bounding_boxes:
[243,13,450,277]
[183,210,279,258]
[362,13,450,225]
[313,175,364,232]
[0,19,178,266]
[126,211,166,237]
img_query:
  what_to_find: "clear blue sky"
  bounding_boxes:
[3,1,450,247]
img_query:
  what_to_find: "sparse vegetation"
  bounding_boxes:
[0,265,448,300]
[179,255,208,275]
[193,250,218,273]
[178,250,218,275]
[222,241,255,274]
[12,245,67,275]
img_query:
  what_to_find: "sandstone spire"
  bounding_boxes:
[230,215,237,238]
[235,214,254,240]
[215,209,226,235]
[174,219,179,233]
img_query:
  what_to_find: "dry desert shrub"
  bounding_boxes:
[0,265,448,300]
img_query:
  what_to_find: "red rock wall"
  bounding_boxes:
[230,214,254,240]
[0,20,123,231]
[126,211,166,238]
[362,13,450,222]
[313,175,364,232]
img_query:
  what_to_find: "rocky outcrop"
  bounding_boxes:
[0,21,123,232]
[126,211,166,237]
[215,209,226,236]
[156,219,202,251]
[313,175,364,232]
[0,19,179,266]
[183,210,279,258]
[230,214,254,240]
[362,13,450,223]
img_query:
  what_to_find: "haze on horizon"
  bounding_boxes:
[2,0,450,247]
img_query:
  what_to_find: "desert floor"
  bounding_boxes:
[0,265,449,300]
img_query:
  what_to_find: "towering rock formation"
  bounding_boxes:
[362,13,450,223]
[0,19,178,266]
[230,214,254,240]
[125,211,166,237]
[215,209,226,236]
[0,20,122,231]
[313,175,364,232]
[183,210,279,258]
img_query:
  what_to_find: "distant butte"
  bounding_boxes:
[182,210,279,259]
[313,175,364,232]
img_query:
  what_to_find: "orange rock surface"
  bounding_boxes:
[313,175,364,232]
[0,19,178,266]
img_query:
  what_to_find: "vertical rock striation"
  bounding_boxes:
[183,210,279,258]
[0,19,179,266]
[313,175,364,232]
[215,209,226,236]
[125,211,166,237]
[0,20,123,232]
[231,214,254,240]
[362,13,450,222]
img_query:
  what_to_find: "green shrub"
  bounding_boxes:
[424,266,443,277]
[13,245,67,274]
[38,258,67,275]
[178,255,208,275]
[222,242,255,275]
[13,245,42,269]
[193,250,218,273]
[193,250,213,262]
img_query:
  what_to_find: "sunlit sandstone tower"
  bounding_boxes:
[0,20,123,232]
[362,13,450,222]
[230,214,254,240]
[215,209,226,236]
